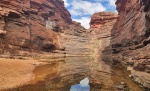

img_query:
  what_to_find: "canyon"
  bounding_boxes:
[0,0,150,91]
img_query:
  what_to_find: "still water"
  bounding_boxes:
[70,78,90,91]
[6,56,143,91]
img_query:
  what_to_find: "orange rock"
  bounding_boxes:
[90,12,118,34]
[0,0,73,53]
[110,0,150,90]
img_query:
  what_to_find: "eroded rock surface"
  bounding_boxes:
[89,12,118,90]
[110,0,150,90]
[0,0,74,54]
[90,12,118,34]
[90,12,118,63]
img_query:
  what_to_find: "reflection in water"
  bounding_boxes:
[70,78,90,91]
[31,63,61,84]
[5,57,143,91]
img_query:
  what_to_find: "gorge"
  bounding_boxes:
[0,0,150,91]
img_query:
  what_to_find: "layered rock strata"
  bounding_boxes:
[90,12,118,60]
[90,12,118,33]
[0,0,73,54]
[110,0,150,90]
[89,12,118,90]
[90,11,118,63]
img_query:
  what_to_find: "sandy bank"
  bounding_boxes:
[0,58,38,90]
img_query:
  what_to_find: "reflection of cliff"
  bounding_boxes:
[0,0,74,53]
[31,63,61,83]
[89,12,118,90]
[89,5,149,90]
[6,57,91,91]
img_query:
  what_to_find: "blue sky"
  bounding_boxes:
[70,77,90,91]
[63,0,117,29]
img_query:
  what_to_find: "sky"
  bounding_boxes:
[70,78,90,91]
[63,0,117,29]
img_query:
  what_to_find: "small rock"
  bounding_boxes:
[129,75,132,78]
[121,82,126,85]
[134,77,142,84]
[143,82,150,89]
[117,85,125,90]
[0,30,7,35]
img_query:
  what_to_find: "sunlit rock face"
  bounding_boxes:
[89,12,118,67]
[90,12,118,34]
[88,12,117,90]
[0,0,73,53]
[110,0,150,90]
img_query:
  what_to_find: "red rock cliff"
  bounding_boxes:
[111,0,150,46]
[90,12,118,33]
[89,12,118,77]
[0,0,73,53]
[110,0,150,90]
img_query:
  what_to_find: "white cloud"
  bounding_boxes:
[100,0,116,6]
[108,0,116,6]
[69,0,106,16]
[68,0,106,29]
[80,77,89,87]
[63,0,69,7]
[63,0,117,29]
[73,17,91,29]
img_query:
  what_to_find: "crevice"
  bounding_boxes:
[8,12,21,18]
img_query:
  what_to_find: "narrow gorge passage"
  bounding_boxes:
[3,30,143,91]
[0,0,150,91]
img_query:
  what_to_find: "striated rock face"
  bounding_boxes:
[90,12,118,33]
[89,12,118,64]
[111,0,145,45]
[89,12,118,65]
[89,12,117,87]
[0,0,73,53]
[110,0,150,90]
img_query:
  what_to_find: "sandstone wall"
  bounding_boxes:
[90,12,118,33]
[90,11,118,55]
[0,0,72,53]
[90,12,118,56]
[90,12,118,67]
[110,0,150,90]
[111,0,150,48]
